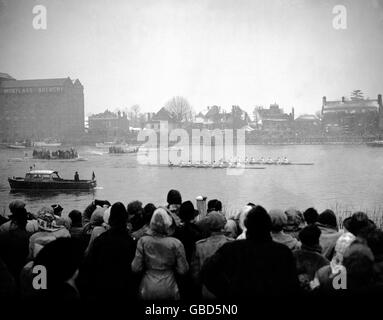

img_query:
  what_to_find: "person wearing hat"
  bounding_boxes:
[316,209,342,260]
[0,205,30,281]
[293,225,329,291]
[201,206,300,299]
[269,209,301,251]
[166,189,182,229]
[84,207,111,255]
[28,206,70,259]
[313,229,356,292]
[0,200,39,234]
[284,207,305,239]
[82,199,111,225]
[79,202,137,301]
[131,207,188,300]
[173,201,204,263]
[196,199,224,238]
[172,200,204,300]
[191,212,232,299]
[132,203,156,240]
[343,211,376,239]
[51,204,64,217]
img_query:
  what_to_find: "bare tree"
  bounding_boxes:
[127,104,141,126]
[164,96,194,122]
[350,90,364,101]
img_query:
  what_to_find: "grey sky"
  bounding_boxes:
[0,0,382,116]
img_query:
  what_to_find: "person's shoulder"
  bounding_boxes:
[0,220,11,232]
[167,235,186,248]
[271,240,295,253]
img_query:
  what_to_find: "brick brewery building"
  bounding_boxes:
[0,73,84,141]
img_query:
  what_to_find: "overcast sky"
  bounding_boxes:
[0,0,383,116]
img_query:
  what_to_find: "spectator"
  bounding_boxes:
[197,199,224,238]
[174,201,204,263]
[0,200,38,234]
[316,209,342,260]
[33,238,83,301]
[166,189,182,228]
[127,200,144,232]
[366,229,383,285]
[343,211,376,240]
[82,205,108,250]
[68,210,87,252]
[0,206,30,281]
[207,199,222,213]
[293,225,329,291]
[173,201,204,300]
[28,207,71,259]
[132,207,188,300]
[0,257,17,299]
[303,207,319,225]
[82,199,110,225]
[269,209,301,250]
[201,206,300,299]
[284,208,305,239]
[342,242,375,292]
[191,212,232,299]
[132,203,156,240]
[79,202,137,302]
[315,230,356,292]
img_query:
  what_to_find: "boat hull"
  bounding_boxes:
[8,178,96,190]
[366,141,383,147]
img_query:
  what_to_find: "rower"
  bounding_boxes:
[283,157,289,164]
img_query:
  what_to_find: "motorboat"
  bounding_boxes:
[8,170,96,190]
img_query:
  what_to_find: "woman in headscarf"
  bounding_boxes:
[131,207,189,300]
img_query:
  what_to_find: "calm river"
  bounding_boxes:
[1,144,383,216]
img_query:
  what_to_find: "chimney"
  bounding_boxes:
[378,94,382,106]
[342,96,345,103]
[322,96,326,107]
[291,107,295,120]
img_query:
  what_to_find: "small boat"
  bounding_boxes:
[8,142,27,149]
[366,140,383,147]
[31,156,87,162]
[8,170,96,190]
[109,146,139,154]
[33,140,62,147]
[96,142,116,148]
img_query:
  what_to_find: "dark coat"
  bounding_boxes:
[201,236,300,299]
[78,227,137,301]
[0,228,30,281]
[293,245,329,290]
[174,222,204,263]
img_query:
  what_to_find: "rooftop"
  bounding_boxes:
[0,77,81,88]
[323,99,379,111]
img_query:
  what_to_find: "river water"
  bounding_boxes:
[1,144,383,217]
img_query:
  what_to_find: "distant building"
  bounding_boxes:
[0,74,84,141]
[321,95,383,135]
[293,114,321,136]
[144,107,178,131]
[255,103,294,133]
[88,110,129,136]
[192,105,250,130]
